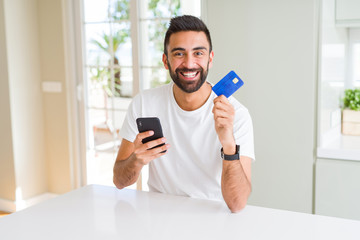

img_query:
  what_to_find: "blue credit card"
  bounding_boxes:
[212,71,244,98]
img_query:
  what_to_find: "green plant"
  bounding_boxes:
[148,0,181,52]
[90,0,130,97]
[91,30,129,97]
[343,88,360,111]
[90,65,121,97]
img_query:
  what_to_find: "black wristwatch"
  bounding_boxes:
[221,145,240,161]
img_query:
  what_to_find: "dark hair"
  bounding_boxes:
[163,15,212,56]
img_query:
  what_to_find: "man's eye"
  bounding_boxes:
[174,52,184,56]
[195,52,204,56]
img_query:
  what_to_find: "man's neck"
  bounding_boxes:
[173,82,212,111]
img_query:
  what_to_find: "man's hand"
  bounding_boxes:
[113,131,170,189]
[212,95,236,153]
[131,130,169,165]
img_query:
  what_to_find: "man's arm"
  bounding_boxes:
[221,156,252,213]
[212,95,252,213]
[113,131,169,189]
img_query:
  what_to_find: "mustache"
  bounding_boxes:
[175,67,203,74]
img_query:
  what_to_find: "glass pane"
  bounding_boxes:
[321,44,345,82]
[98,109,119,137]
[117,67,133,97]
[83,0,109,22]
[88,109,124,151]
[85,24,111,66]
[354,44,360,86]
[88,109,109,137]
[87,67,110,109]
[140,19,168,67]
[141,67,170,89]
[111,97,132,111]
[109,0,130,21]
[181,0,201,17]
[87,66,132,99]
[144,0,181,19]
[83,0,134,189]
[113,109,129,130]
[86,150,117,186]
[87,108,119,187]
[112,22,132,66]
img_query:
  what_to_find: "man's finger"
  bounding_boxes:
[146,143,170,155]
[134,130,154,144]
[143,137,167,150]
[213,95,229,104]
[138,130,154,140]
[133,143,170,165]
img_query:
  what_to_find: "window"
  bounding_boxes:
[81,0,201,188]
[353,43,360,86]
[349,28,360,88]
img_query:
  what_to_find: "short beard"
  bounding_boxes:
[167,62,209,93]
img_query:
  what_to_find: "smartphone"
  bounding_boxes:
[136,117,166,153]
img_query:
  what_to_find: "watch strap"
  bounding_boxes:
[221,145,240,161]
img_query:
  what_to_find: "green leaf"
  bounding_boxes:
[343,88,360,111]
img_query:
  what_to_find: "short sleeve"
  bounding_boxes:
[232,101,255,161]
[119,94,141,143]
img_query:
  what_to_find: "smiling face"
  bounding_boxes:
[163,31,214,93]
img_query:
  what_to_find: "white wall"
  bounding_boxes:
[0,0,74,211]
[205,0,318,213]
[0,0,16,201]
[3,0,47,200]
[318,0,347,145]
[38,0,72,194]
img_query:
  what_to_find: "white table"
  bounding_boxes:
[1,185,359,239]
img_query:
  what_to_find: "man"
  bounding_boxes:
[113,15,255,213]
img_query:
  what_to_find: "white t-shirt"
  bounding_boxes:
[120,82,255,201]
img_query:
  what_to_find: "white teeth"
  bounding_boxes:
[182,72,197,77]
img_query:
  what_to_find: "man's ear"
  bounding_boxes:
[162,53,169,70]
[208,51,214,69]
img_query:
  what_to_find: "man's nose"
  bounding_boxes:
[182,54,196,68]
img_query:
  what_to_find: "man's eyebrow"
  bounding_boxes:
[170,46,208,52]
[171,47,185,52]
[193,46,207,51]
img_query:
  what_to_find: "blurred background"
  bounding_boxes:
[1,0,360,221]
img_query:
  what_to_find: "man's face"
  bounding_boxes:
[162,31,214,93]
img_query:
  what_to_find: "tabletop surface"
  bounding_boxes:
[1,184,360,240]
